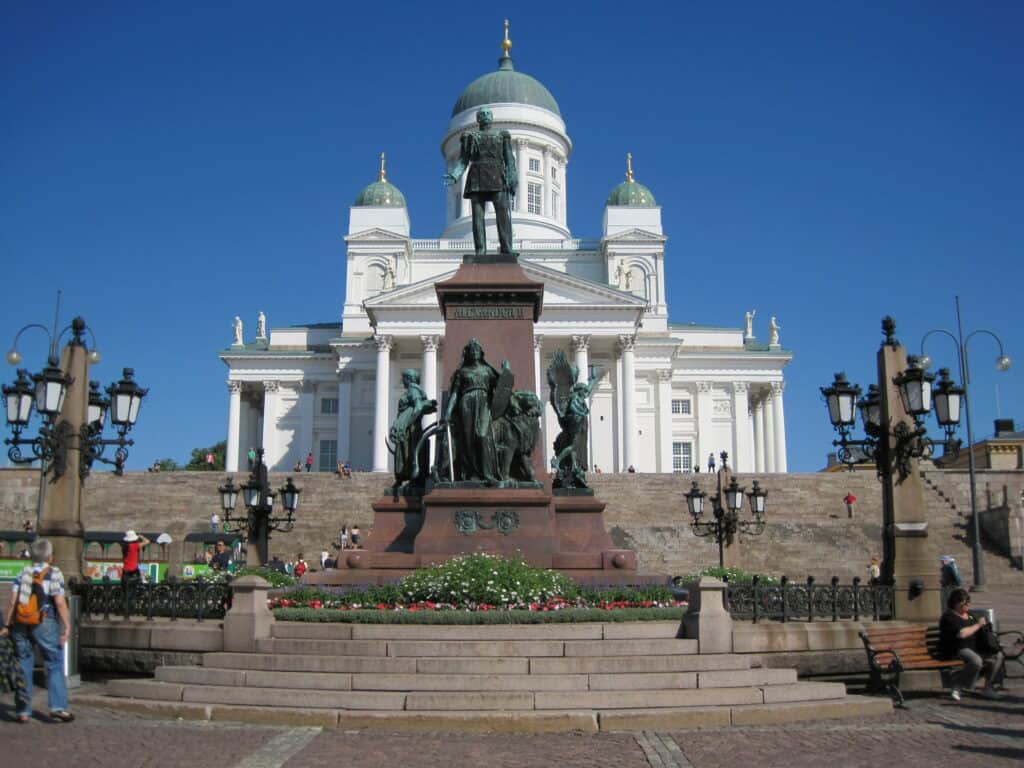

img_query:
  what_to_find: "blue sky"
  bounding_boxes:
[1,1,1020,473]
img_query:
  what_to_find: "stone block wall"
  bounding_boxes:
[1,466,1021,585]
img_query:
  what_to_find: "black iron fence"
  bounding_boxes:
[724,576,895,623]
[73,576,232,621]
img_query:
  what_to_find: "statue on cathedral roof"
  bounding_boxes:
[232,316,243,346]
[443,107,518,258]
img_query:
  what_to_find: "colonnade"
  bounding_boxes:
[224,334,787,474]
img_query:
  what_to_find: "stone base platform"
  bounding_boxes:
[306,486,658,586]
[92,620,892,731]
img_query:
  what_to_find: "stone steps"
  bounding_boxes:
[95,620,891,730]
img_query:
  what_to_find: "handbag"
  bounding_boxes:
[976,624,1002,656]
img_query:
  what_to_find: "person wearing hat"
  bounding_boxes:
[940,555,962,588]
[120,530,150,589]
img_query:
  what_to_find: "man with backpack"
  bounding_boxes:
[0,538,73,723]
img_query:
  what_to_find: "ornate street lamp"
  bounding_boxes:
[4,311,146,479]
[822,349,960,481]
[220,448,301,566]
[919,296,1011,589]
[686,451,768,568]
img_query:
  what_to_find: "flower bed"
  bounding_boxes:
[268,553,685,622]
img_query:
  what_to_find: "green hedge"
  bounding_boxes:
[272,606,685,624]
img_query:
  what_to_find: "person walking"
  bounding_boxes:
[210,510,221,534]
[305,452,314,472]
[247,447,256,470]
[1,538,74,723]
[707,453,716,473]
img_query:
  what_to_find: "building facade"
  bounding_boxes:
[220,33,792,476]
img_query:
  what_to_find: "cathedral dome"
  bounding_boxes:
[606,153,657,207]
[452,56,561,118]
[353,154,405,207]
[451,23,560,118]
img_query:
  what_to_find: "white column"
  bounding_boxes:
[763,388,776,472]
[336,371,352,466]
[561,156,568,228]
[516,139,529,213]
[695,382,715,471]
[420,335,439,401]
[372,335,393,472]
[571,335,590,380]
[619,335,637,471]
[731,382,752,472]
[614,347,624,470]
[533,334,543,395]
[421,335,439,459]
[226,381,242,472]
[300,382,315,465]
[261,381,280,469]
[753,394,765,473]
[542,146,552,217]
[657,370,674,473]
[772,381,788,473]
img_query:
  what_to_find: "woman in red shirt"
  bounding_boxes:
[121,530,150,587]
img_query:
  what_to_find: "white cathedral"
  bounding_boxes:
[220,28,791,476]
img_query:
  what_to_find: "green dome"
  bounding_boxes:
[451,56,561,117]
[606,180,657,207]
[354,180,405,208]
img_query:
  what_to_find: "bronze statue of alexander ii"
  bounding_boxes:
[444,107,518,257]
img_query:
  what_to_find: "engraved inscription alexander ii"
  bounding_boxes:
[448,306,526,320]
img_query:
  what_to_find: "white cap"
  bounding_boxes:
[123,530,139,542]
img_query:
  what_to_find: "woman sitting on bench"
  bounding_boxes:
[939,588,1005,701]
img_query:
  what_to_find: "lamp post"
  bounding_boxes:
[919,296,1011,590]
[218,448,300,566]
[685,451,768,568]
[2,298,147,580]
[822,317,964,620]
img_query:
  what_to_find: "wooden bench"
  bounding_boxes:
[859,625,962,706]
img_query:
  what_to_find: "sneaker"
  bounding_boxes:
[980,688,1002,700]
[950,688,961,701]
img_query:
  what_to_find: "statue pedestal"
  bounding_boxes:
[435,258,546,480]
[415,487,557,566]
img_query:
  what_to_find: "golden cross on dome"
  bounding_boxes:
[626,152,634,183]
[502,19,512,57]
[379,152,387,183]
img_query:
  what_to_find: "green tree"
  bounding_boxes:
[156,458,179,471]
[185,440,226,471]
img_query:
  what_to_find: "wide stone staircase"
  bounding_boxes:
[90,620,890,731]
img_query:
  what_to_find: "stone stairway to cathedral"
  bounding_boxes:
[89,620,890,731]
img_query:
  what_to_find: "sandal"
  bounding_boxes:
[16,714,30,724]
[49,710,74,722]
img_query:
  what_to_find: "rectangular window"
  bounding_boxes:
[527,183,542,215]
[671,399,691,415]
[321,397,339,414]
[551,166,558,182]
[319,439,338,472]
[528,157,540,172]
[672,442,693,473]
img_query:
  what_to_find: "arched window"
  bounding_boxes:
[627,265,649,301]
[366,263,386,294]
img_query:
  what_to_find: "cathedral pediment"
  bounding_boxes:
[603,227,668,244]
[344,227,412,243]
[364,262,646,314]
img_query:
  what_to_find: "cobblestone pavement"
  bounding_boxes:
[0,687,1020,768]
